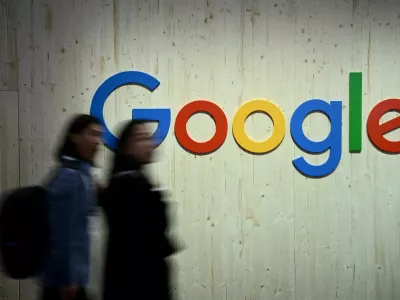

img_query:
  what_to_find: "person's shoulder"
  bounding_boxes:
[48,167,82,192]
[57,166,83,179]
[110,170,149,190]
[112,170,140,179]
[111,170,146,183]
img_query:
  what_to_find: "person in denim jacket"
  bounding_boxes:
[40,115,102,300]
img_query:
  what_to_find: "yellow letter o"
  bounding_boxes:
[232,100,286,153]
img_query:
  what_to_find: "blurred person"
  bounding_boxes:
[40,114,103,300]
[101,120,177,300]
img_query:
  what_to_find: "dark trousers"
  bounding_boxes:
[41,287,88,300]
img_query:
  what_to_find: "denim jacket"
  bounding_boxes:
[41,156,96,287]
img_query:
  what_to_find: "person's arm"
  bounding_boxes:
[119,174,178,258]
[47,168,82,287]
[105,174,151,247]
[105,173,147,222]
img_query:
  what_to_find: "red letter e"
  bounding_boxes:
[367,99,400,153]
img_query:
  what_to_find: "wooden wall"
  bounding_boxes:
[1,0,20,298]
[1,0,400,299]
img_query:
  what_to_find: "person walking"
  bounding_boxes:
[40,114,102,300]
[102,120,177,300]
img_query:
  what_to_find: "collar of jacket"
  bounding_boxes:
[111,154,142,175]
[61,155,92,176]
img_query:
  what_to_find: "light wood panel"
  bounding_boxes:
[9,0,400,299]
[0,91,20,300]
[0,0,18,91]
[0,29,18,91]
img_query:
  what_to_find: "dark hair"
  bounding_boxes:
[109,119,149,176]
[114,119,149,155]
[56,114,101,162]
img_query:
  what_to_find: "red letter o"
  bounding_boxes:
[175,100,228,154]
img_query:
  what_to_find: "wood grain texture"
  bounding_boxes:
[0,29,18,91]
[7,0,400,299]
[0,91,20,300]
[0,0,18,91]
[0,0,17,30]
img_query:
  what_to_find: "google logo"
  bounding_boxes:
[90,71,400,178]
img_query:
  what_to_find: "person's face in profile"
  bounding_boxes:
[72,123,103,162]
[128,123,154,165]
